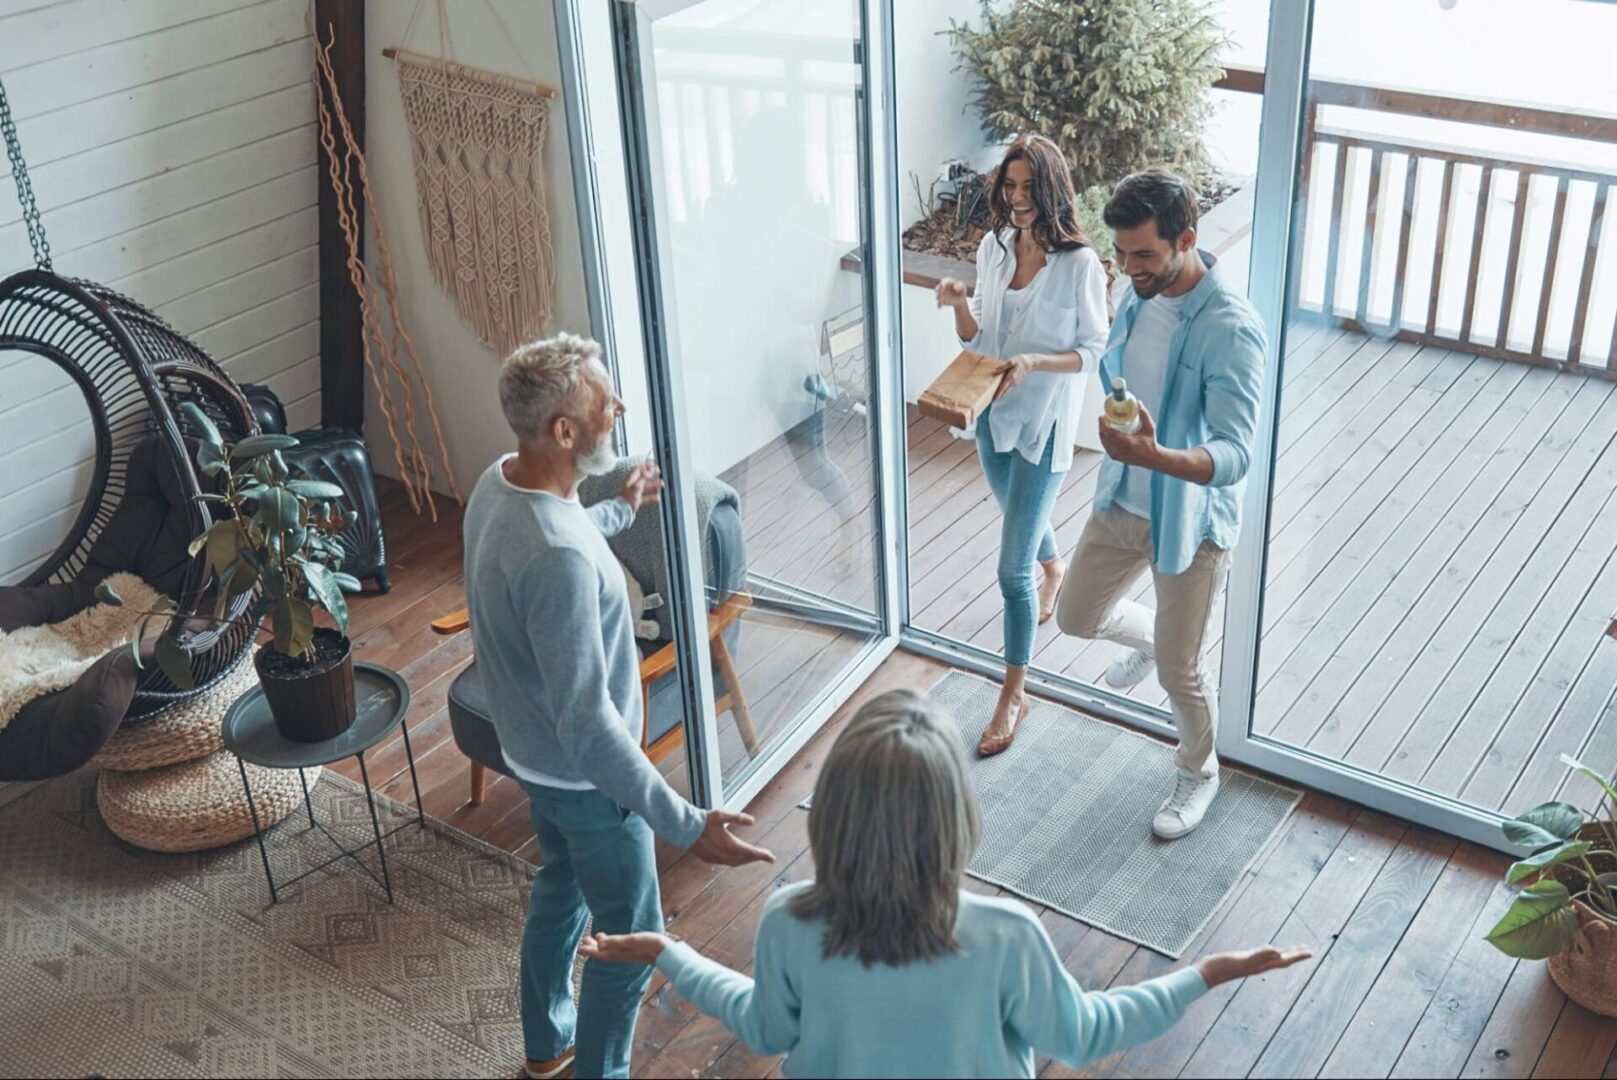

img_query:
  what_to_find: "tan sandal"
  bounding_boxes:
[1038,559,1067,625]
[978,695,1030,758]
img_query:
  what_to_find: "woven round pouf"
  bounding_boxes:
[97,748,322,853]
[90,653,259,771]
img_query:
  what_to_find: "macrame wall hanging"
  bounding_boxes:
[311,18,463,519]
[387,0,561,356]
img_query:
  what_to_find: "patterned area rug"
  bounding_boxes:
[0,768,537,1078]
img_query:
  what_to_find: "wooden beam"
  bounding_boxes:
[381,46,561,100]
[315,0,365,434]
[1214,63,1265,96]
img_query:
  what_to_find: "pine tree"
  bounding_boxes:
[950,0,1228,191]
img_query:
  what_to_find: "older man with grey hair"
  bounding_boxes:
[462,332,773,1080]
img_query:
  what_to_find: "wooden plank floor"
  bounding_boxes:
[719,319,1617,820]
[335,475,1617,1078]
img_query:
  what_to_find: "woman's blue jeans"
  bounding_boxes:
[975,412,1065,668]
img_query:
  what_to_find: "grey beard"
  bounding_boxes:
[577,434,618,477]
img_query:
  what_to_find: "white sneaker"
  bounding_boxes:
[1105,649,1156,690]
[1153,766,1220,840]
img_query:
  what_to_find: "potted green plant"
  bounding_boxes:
[1486,754,1617,1016]
[99,401,365,743]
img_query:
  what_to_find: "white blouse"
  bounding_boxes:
[960,228,1112,472]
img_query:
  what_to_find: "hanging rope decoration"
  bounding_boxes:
[311,24,463,518]
[390,45,559,355]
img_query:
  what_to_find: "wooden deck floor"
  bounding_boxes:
[722,318,1617,820]
[328,482,1617,1078]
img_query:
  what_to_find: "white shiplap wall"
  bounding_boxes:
[0,0,319,585]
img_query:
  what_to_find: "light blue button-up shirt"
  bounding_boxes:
[1094,253,1268,576]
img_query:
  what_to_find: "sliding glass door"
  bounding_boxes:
[564,0,1615,845]
[891,0,1272,741]
[1221,0,1617,850]
[876,0,1617,850]
[603,0,903,808]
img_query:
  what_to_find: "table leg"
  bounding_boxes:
[356,751,394,904]
[237,757,277,904]
[400,719,425,829]
[298,767,316,830]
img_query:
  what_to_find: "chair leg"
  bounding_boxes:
[469,761,487,806]
[641,683,653,751]
[712,635,760,754]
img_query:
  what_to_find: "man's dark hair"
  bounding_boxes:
[1104,169,1200,242]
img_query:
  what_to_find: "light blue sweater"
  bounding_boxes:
[655,881,1206,1078]
[462,457,705,848]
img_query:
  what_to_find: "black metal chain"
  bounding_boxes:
[0,75,51,271]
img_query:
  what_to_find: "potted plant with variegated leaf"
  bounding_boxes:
[98,401,365,743]
[1486,754,1617,1017]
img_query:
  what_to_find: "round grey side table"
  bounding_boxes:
[221,661,422,904]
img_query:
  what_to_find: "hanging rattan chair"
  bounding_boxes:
[0,77,260,738]
[0,270,262,720]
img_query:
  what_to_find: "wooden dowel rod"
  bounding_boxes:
[381,46,561,100]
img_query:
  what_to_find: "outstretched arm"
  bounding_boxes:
[581,911,801,1057]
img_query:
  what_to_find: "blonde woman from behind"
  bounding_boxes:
[580,689,1311,1078]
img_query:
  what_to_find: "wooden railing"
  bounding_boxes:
[1215,65,1617,379]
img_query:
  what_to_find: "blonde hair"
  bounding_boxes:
[792,689,982,967]
[498,332,602,442]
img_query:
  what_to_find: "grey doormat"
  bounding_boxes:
[802,672,1301,957]
[0,768,539,1078]
[937,671,1300,958]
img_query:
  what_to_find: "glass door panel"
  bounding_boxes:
[1225,0,1617,844]
[893,0,1268,724]
[615,0,895,801]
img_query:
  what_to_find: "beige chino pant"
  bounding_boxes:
[1055,508,1230,775]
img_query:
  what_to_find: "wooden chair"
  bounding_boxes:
[431,592,761,804]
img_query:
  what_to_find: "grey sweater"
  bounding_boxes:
[462,457,706,848]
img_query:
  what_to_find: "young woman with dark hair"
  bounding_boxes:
[935,134,1111,756]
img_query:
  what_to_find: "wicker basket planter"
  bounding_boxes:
[1548,896,1617,1016]
[1547,827,1617,1016]
[256,630,356,744]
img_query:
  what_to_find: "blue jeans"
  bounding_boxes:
[975,412,1065,667]
[518,780,663,1079]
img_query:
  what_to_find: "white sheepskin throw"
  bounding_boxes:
[0,572,164,731]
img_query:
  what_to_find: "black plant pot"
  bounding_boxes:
[255,628,356,743]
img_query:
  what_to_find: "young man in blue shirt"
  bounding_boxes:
[1055,170,1268,840]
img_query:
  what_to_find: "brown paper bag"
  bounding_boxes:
[918,350,1003,429]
